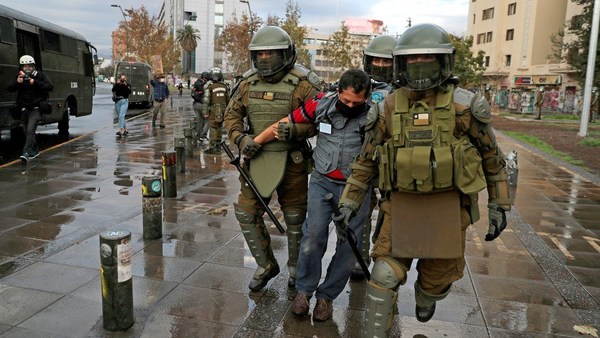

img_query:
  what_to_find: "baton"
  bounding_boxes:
[324,192,371,280]
[220,141,285,234]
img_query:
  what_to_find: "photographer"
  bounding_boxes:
[6,55,53,162]
[112,74,131,136]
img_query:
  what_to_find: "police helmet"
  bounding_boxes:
[19,55,36,65]
[248,26,297,78]
[210,67,223,81]
[363,35,396,83]
[393,23,455,90]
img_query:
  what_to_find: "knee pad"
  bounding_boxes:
[371,257,407,289]
[282,207,306,226]
[234,203,258,224]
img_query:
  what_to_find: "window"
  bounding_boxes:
[482,8,494,20]
[214,4,224,14]
[43,30,61,52]
[484,56,490,67]
[486,31,493,43]
[473,14,476,24]
[505,55,512,66]
[185,11,197,21]
[477,33,486,44]
[0,16,16,43]
[506,29,514,41]
[214,13,223,26]
[508,3,517,15]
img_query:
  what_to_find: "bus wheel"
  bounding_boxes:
[58,105,70,139]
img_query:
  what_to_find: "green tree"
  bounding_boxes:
[278,1,311,68]
[450,34,485,87]
[217,12,262,76]
[118,6,180,73]
[176,24,201,75]
[554,0,600,88]
[321,23,366,80]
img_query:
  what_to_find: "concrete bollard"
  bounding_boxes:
[142,176,162,239]
[184,128,194,157]
[174,137,186,173]
[162,151,177,198]
[99,230,134,331]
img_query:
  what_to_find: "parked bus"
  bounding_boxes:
[113,61,153,108]
[0,4,98,139]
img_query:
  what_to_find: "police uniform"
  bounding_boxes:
[202,75,229,152]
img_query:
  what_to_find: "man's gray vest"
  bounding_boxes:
[313,92,369,178]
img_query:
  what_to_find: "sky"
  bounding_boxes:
[2,0,470,59]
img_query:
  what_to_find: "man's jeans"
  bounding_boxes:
[115,98,129,129]
[295,171,372,300]
[21,108,41,155]
[193,101,208,138]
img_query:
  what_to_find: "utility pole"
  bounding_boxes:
[579,0,600,137]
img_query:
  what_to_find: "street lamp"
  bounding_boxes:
[239,0,254,35]
[111,4,129,59]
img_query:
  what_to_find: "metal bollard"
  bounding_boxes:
[184,128,194,157]
[162,151,177,198]
[100,230,134,331]
[142,176,162,239]
[189,121,198,147]
[174,137,186,173]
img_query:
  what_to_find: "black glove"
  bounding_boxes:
[237,135,261,159]
[277,122,295,141]
[334,206,355,243]
[486,203,507,241]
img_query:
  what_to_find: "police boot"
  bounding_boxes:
[249,252,280,291]
[364,281,398,338]
[285,222,303,288]
[414,281,450,323]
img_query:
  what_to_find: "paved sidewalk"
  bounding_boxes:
[0,100,599,337]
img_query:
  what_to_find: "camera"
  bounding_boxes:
[23,75,30,81]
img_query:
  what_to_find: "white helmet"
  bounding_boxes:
[19,55,35,65]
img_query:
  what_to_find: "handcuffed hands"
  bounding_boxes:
[238,135,261,159]
[486,203,507,241]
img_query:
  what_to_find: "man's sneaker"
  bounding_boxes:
[291,293,310,316]
[313,299,333,321]
[28,150,39,159]
[20,153,29,162]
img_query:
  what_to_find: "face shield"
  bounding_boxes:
[252,50,286,78]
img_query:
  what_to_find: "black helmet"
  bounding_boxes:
[393,23,455,90]
[201,71,210,80]
[210,67,223,81]
[248,26,297,79]
[363,35,396,83]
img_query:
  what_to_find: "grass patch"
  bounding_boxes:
[544,114,580,121]
[504,131,585,166]
[579,137,600,147]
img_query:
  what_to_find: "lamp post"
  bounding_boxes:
[239,0,254,36]
[111,4,129,60]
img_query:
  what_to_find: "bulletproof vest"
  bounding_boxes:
[313,92,368,178]
[209,82,228,105]
[247,72,299,151]
[377,85,486,194]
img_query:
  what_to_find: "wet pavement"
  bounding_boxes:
[0,97,599,337]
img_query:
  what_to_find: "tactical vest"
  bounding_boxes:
[376,85,487,194]
[209,82,228,105]
[313,93,368,178]
[247,72,299,151]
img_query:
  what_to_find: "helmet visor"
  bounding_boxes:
[252,50,285,77]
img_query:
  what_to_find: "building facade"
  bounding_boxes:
[159,0,249,76]
[468,0,584,114]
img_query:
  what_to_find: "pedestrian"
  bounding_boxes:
[176,81,183,97]
[203,68,230,154]
[6,55,53,162]
[283,69,373,322]
[351,34,396,281]
[112,74,131,136]
[535,87,544,120]
[337,24,512,337]
[150,73,169,128]
[223,26,322,291]
[192,72,210,143]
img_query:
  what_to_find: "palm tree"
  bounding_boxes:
[176,25,201,76]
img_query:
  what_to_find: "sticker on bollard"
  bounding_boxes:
[142,176,162,239]
[99,230,134,331]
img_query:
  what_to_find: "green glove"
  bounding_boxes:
[486,203,507,241]
[237,135,261,159]
[277,122,295,141]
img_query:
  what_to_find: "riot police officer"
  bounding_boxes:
[338,24,512,337]
[223,26,322,291]
[203,68,229,154]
